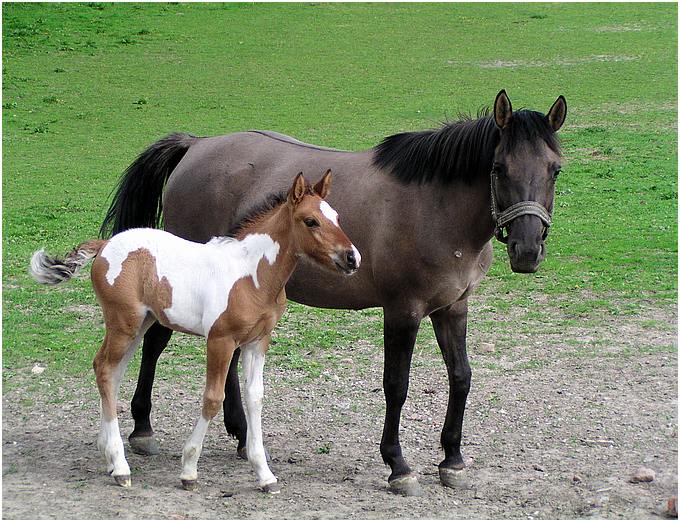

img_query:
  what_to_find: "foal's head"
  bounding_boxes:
[491,89,567,273]
[286,170,361,275]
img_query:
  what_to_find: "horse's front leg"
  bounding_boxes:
[129,321,173,455]
[180,335,236,490]
[241,337,278,493]
[380,308,422,496]
[430,299,472,489]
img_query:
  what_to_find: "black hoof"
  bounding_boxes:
[129,435,160,456]
[388,474,424,496]
[181,479,198,491]
[439,467,472,489]
[261,481,280,494]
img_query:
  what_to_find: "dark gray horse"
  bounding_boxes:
[101,90,567,495]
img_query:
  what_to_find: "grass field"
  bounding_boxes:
[3,3,677,380]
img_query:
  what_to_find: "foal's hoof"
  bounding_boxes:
[439,467,472,490]
[237,446,272,463]
[388,474,423,497]
[129,436,160,456]
[114,474,132,488]
[261,481,280,494]
[181,479,198,491]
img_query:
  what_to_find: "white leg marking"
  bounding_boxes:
[180,415,211,482]
[98,416,130,477]
[242,342,277,488]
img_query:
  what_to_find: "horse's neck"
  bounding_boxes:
[234,206,298,299]
[426,175,496,248]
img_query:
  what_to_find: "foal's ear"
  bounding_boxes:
[287,172,307,206]
[547,95,567,132]
[494,89,513,129]
[313,169,332,199]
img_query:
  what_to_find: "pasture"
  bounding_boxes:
[2,3,677,519]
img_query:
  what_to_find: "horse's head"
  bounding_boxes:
[491,90,567,273]
[286,170,361,275]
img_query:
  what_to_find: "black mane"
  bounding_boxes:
[372,109,559,185]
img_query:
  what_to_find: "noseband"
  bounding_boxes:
[489,170,552,244]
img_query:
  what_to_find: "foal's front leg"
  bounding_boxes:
[180,335,236,490]
[241,337,278,493]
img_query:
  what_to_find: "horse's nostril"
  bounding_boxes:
[346,250,357,269]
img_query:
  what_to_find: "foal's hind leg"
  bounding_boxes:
[222,347,248,458]
[129,322,173,455]
[94,317,152,487]
[180,335,236,490]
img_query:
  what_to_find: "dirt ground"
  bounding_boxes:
[3,299,677,519]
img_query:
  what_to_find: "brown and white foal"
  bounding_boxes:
[30,171,360,492]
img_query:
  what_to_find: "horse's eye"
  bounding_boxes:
[553,169,562,179]
[304,218,319,228]
[492,163,506,176]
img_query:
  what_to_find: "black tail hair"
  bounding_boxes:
[99,132,198,238]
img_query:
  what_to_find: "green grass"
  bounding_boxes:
[3,3,677,382]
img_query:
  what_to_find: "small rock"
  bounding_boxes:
[533,464,545,472]
[629,467,655,483]
[116,402,128,414]
[31,364,45,375]
[572,474,583,484]
[478,342,495,353]
[666,496,677,518]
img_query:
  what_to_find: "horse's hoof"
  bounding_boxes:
[237,446,272,463]
[181,479,198,491]
[388,474,424,496]
[261,481,280,494]
[129,435,160,456]
[439,467,473,489]
[114,474,132,488]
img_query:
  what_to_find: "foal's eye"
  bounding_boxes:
[304,218,320,228]
[492,163,506,176]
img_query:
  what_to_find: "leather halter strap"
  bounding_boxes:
[490,170,552,244]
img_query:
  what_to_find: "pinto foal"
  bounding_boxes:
[30,171,360,492]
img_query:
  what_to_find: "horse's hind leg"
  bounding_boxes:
[180,335,236,490]
[129,322,173,455]
[94,317,152,487]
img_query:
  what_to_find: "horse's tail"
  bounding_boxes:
[99,132,198,238]
[30,240,108,285]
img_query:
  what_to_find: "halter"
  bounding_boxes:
[490,169,552,244]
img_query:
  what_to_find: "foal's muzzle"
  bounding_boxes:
[332,246,361,275]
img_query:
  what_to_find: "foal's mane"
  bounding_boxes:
[372,109,559,185]
[224,185,316,239]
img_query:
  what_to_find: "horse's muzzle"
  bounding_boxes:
[507,239,546,273]
[332,247,361,275]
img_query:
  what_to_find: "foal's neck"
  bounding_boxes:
[234,204,298,298]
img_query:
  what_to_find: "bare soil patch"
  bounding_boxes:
[3,300,677,519]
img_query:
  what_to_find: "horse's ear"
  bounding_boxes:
[287,172,307,206]
[547,95,567,132]
[494,89,513,129]
[313,169,332,199]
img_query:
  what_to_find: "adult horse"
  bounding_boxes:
[100,90,567,495]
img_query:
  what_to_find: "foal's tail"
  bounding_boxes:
[99,132,198,238]
[30,240,107,285]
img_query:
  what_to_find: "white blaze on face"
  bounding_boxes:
[319,201,339,227]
